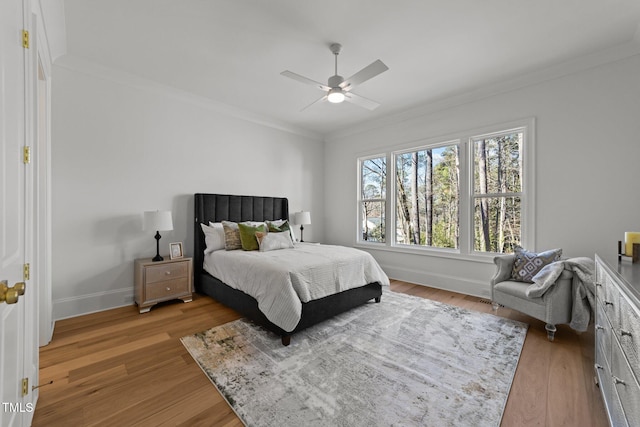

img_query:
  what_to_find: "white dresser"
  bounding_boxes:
[594,254,640,427]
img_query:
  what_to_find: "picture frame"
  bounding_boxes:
[169,242,183,259]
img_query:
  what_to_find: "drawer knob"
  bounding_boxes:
[165,271,171,276]
[596,324,604,331]
[613,376,626,386]
[620,329,632,337]
[166,287,171,291]
[595,363,603,370]
[604,300,613,306]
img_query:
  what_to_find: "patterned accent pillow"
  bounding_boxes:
[221,221,242,250]
[256,231,294,252]
[238,222,266,251]
[511,246,562,283]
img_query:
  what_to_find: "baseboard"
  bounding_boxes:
[381,264,491,299]
[52,268,490,320]
[53,287,135,321]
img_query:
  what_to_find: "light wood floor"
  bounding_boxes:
[33,280,608,426]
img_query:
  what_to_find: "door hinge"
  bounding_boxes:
[22,30,29,49]
[23,146,31,164]
[23,263,30,281]
[21,378,28,397]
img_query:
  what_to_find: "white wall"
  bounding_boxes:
[324,54,640,298]
[52,57,323,319]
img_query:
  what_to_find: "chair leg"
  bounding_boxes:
[545,323,556,341]
[491,301,500,312]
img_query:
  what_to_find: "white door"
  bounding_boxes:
[1,0,36,425]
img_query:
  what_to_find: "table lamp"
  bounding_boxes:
[294,211,311,242]
[144,210,173,261]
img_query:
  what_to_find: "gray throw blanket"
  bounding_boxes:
[525,257,595,332]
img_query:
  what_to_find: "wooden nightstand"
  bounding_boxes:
[134,257,193,313]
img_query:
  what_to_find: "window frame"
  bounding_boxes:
[355,118,535,260]
[390,140,461,253]
[468,126,530,255]
[357,153,389,245]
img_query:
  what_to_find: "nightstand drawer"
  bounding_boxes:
[145,278,190,301]
[145,262,189,284]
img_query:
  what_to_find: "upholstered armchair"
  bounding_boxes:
[491,254,573,341]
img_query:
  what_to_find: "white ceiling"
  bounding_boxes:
[61,0,640,138]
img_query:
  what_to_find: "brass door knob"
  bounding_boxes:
[0,280,26,304]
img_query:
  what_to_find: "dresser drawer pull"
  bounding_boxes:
[604,300,614,306]
[166,287,171,291]
[595,363,603,370]
[596,324,604,331]
[620,329,632,337]
[165,271,171,276]
[613,376,626,385]
[595,283,602,287]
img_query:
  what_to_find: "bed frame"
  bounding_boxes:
[193,193,382,346]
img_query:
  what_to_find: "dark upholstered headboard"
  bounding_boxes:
[193,193,289,289]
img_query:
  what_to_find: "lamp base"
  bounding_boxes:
[153,231,163,262]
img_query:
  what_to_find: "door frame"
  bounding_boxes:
[34,5,54,347]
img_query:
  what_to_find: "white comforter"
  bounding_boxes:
[203,243,390,332]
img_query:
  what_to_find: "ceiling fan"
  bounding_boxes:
[281,43,388,111]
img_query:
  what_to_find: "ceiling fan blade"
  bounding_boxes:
[281,70,330,92]
[300,95,328,112]
[340,60,388,91]
[344,92,381,111]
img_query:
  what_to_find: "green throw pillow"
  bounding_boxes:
[267,220,291,234]
[238,223,266,251]
[511,246,562,283]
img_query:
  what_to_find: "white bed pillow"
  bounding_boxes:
[201,222,225,253]
[256,231,294,252]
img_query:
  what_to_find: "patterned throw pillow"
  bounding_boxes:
[511,246,562,283]
[221,221,242,250]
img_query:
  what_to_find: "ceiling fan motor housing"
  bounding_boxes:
[328,74,344,88]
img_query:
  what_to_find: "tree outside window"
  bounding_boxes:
[394,144,459,249]
[360,156,386,243]
[472,131,523,253]
[357,121,531,255]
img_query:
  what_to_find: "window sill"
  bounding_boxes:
[354,242,496,264]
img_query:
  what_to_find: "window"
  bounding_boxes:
[357,120,532,256]
[472,130,523,253]
[394,144,459,249]
[359,156,386,243]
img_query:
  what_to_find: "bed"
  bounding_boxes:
[193,193,386,346]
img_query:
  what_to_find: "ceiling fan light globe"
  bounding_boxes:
[327,89,345,103]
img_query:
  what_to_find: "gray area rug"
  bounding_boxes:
[181,290,527,427]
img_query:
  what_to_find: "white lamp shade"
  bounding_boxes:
[144,210,173,231]
[295,211,311,225]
